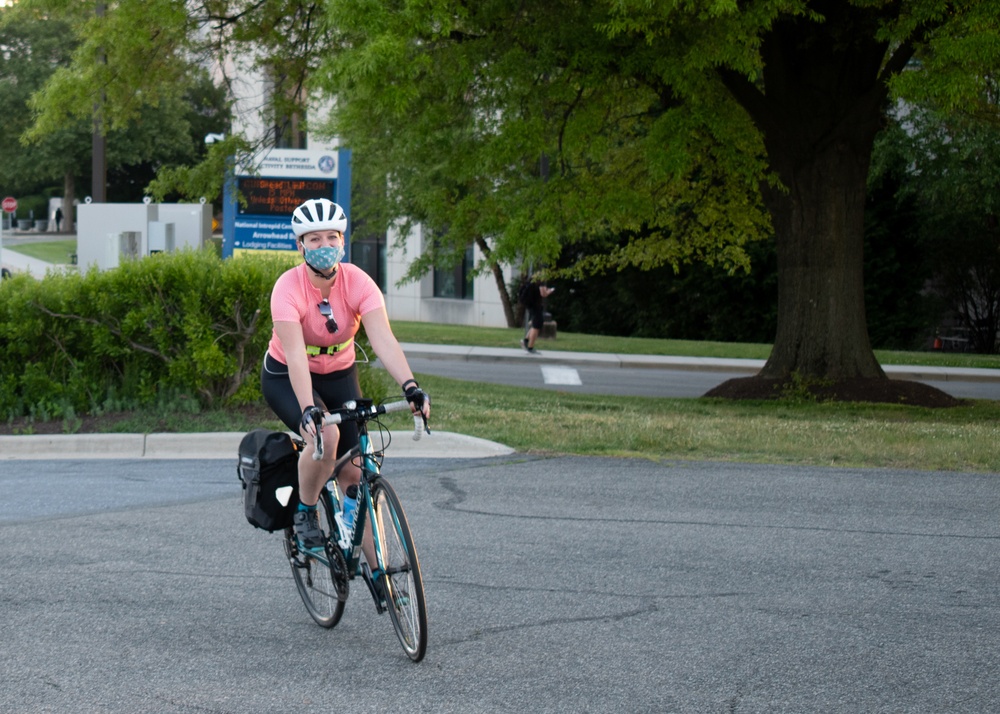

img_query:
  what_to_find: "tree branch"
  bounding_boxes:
[33,305,172,364]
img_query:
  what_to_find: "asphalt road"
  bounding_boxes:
[2,456,998,713]
[407,356,1000,400]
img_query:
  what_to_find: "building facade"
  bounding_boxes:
[225,66,512,328]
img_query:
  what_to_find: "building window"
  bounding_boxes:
[433,244,474,300]
[349,175,387,291]
[351,234,386,293]
[274,110,307,149]
[267,70,307,149]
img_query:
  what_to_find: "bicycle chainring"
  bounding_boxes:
[326,542,350,602]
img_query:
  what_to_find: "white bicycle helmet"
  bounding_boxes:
[291,198,347,237]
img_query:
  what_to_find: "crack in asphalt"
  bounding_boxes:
[432,600,660,646]
[429,577,747,603]
[435,475,999,541]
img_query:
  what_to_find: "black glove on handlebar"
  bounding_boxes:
[300,405,323,435]
[404,382,427,411]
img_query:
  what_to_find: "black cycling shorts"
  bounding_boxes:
[260,352,361,458]
[527,304,545,330]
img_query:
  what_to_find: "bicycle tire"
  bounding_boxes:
[372,478,428,661]
[284,494,346,628]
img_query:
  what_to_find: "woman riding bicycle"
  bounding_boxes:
[260,197,429,552]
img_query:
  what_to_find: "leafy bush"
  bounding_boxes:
[0,249,388,420]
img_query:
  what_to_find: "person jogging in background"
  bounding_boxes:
[519,276,555,354]
[260,197,429,551]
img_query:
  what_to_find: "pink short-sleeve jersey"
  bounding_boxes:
[267,262,385,373]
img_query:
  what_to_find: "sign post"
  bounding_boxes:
[0,196,17,279]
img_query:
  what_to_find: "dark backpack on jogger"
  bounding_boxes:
[517,278,531,306]
[237,429,300,532]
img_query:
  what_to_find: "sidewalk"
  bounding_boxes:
[0,244,62,275]
[4,237,995,385]
[0,430,516,461]
[400,342,1000,383]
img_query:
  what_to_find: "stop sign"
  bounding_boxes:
[1,196,16,213]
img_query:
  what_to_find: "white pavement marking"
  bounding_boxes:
[541,365,582,386]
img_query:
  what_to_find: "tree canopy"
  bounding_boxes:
[0,4,229,226]
[15,0,1000,396]
[319,0,1000,390]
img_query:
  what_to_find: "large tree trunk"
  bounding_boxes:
[710,4,959,404]
[720,3,907,383]
[759,125,884,381]
[62,171,76,234]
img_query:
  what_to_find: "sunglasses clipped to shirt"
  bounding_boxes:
[318,299,338,334]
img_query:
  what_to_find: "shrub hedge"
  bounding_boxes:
[0,249,390,421]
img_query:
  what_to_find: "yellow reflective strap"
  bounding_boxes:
[305,338,354,356]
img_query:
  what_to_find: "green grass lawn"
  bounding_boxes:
[398,373,1000,472]
[18,372,999,472]
[5,239,77,264]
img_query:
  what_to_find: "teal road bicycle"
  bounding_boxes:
[283,398,430,662]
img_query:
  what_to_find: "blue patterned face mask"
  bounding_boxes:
[303,245,344,272]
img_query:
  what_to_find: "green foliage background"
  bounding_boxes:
[0,251,388,421]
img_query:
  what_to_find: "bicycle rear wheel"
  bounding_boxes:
[284,494,346,628]
[372,478,428,661]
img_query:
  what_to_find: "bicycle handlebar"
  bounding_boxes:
[312,399,430,460]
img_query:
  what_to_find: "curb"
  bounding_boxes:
[0,430,516,461]
[881,364,1000,383]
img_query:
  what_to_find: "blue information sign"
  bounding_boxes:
[222,148,351,258]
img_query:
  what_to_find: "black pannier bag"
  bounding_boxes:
[237,429,300,531]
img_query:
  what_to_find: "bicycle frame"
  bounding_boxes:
[286,396,429,660]
[326,420,388,611]
[297,397,422,611]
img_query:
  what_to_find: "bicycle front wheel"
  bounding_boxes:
[372,478,428,661]
[284,494,346,628]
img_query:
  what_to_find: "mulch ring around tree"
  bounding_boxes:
[705,376,965,408]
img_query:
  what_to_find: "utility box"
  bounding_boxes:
[76,202,212,272]
[156,203,210,250]
[148,222,175,254]
[77,203,156,272]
